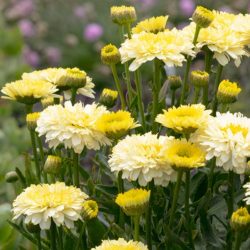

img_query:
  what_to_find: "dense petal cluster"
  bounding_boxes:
[108,132,177,186]
[36,101,111,153]
[156,104,211,134]
[92,238,148,250]
[12,182,88,230]
[192,112,250,174]
[243,182,250,205]
[119,29,195,71]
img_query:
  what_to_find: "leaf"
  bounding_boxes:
[158,80,169,102]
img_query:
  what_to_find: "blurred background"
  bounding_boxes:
[0,0,249,249]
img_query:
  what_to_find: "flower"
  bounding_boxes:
[84,23,103,42]
[26,112,40,130]
[217,80,241,104]
[1,79,58,105]
[18,19,35,37]
[156,104,211,134]
[231,207,250,231]
[168,75,182,90]
[179,0,195,16]
[190,70,209,87]
[36,101,111,153]
[82,200,98,220]
[44,155,62,175]
[164,139,205,169]
[119,29,194,71]
[244,182,250,205]
[108,132,177,186]
[192,6,214,28]
[116,188,150,216]
[12,182,88,230]
[192,112,250,174]
[110,6,137,25]
[91,238,148,250]
[99,88,118,108]
[132,16,168,34]
[101,44,121,65]
[96,110,139,139]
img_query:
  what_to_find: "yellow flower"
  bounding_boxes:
[110,6,136,25]
[156,104,211,134]
[26,112,40,130]
[82,200,98,220]
[99,88,118,108]
[190,70,209,87]
[91,238,148,250]
[231,207,250,231]
[12,182,88,230]
[96,110,139,139]
[132,16,168,34]
[164,139,206,169]
[101,44,121,65]
[116,188,150,216]
[119,29,195,71]
[192,6,214,28]
[217,80,241,104]
[1,80,58,105]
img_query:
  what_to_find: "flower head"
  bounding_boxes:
[91,238,148,250]
[190,70,209,87]
[119,29,194,71]
[217,80,241,104]
[99,88,118,108]
[26,112,40,130]
[164,139,206,170]
[44,155,62,175]
[96,110,139,139]
[132,16,168,34]
[82,200,98,220]
[192,6,214,28]
[168,75,182,90]
[12,182,88,230]
[110,6,137,25]
[36,101,111,153]
[156,104,211,135]
[101,44,121,65]
[192,112,250,174]
[231,207,250,231]
[1,80,57,105]
[108,132,177,186]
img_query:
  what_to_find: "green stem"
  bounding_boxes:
[180,25,201,104]
[146,182,154,250]
[203,49,213,106]
[50,221,57,250]
[207,158,216,192]
[75,222,86,250]
[117,171,125,227]
[126,23,132,39]
[193,87,200,104]
[134,215,140,241]
[185,171,194,249]
[30,130,41,181]
[71,88,77,104]
[111,64,126,110]
[58,227,63,250]
[73,151,79,187]
[36,232,42,250]
[234,231,242,250]
[134,70,146,131]
[228,171,234,218]
[169,170,183,227]
[171,90,176,106]
[212,64,223,116]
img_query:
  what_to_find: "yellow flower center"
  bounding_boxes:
[222,124,248,137]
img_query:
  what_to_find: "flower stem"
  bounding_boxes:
[134,70,146,131]
[111,64,126,110]
[203,49,213,106]
[180,25,201,104]
[71,88,77,104]
[36,232,42,250]
[146,181,154,250]
[171,90,176,106]
[193,87,200,104]
[169,170,183,227]
[30,130,41,182]
[126,23,132,39]
[117,171,125,228]
[75,222,86,250]
[73,151,79,187]
[133,215,140,241]
[50,221,57,250]
[234,231,242,250]
[185,170,194,249]
[212,64,223,116]
[228,171,234,218]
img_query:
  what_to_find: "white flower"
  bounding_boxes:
[108,132,177,186]
[192,112,250,174]
[12,182,88,230]
[243,182,250,205]
[36,101,111,153]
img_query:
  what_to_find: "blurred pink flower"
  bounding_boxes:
[6,0,34,20]
[18,19,35,37]
[84,23,103,42]
[179,0,195,16]
[73,5,86,19]
[219,6,234,13]
[45,47,61,65]
[23,47,40,67]
[138,0,156,10]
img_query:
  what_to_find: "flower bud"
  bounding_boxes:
[5,171,19,183]
[57,68,86,90]
[231,207,250,231]
[115,188,150,216]
[110,6,136,25]
[99,88,118,108]
[44,155,62,175]
[101,44,121,65]
[190,70,209,87]
[192,6,214,28]
[168,75,182,90]
[26,222,40,233]
[82,200,99,220]
[26,112,40,130]
[217,80,241,104]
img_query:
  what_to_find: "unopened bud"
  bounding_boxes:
[44,155,62,175]
[26,112,40,130]
[99,88,118,108]
[111,6,136,25]
[168,75,182,90]
[101,44,121,65]
[231,207,250,231]
[190,70,209,87]
[5,171,19,183]
[82,200,99,220]
[192,6,214,28]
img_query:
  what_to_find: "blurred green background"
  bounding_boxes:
[0,0,249,249]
